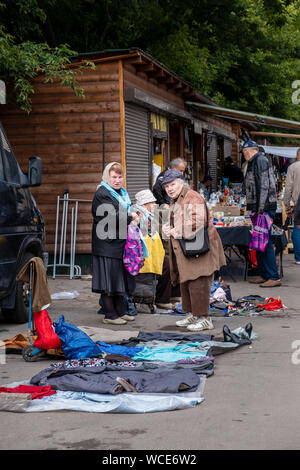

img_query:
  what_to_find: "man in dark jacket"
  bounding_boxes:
[242,140,281,287]
[153,158,187,206]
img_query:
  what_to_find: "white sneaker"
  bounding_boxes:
[186,316,214,331]
[176,314,198,327]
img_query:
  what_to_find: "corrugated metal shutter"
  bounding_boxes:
[207,134,218,190]
[125,104,150,202]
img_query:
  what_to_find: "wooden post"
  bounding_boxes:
[118,59,126,188]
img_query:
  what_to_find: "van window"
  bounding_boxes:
[0,127,20,184]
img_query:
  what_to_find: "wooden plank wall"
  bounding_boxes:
[0,61,121,255]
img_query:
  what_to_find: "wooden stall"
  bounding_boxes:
[0,48,235,266]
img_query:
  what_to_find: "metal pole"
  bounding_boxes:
[73,200,78,277]
[53,195,60,279]
[59,192,66,265]
[62,191,69,266]
[70,206,74,279]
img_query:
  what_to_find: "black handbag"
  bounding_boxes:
[178,203,210,257]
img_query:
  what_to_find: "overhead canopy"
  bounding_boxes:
[185,102,300,131]
[261,146,299,158]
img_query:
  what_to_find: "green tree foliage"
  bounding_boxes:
[1,0,300,120]
[0,1,94,112]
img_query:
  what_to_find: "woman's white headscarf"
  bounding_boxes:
[101,162,120,185]
[97,162,121,188]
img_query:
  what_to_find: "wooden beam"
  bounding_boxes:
[135,63,156,74]
[250,131,300,139]
[118,59,126,188]
[182,90,196,99]
[126,55,147,66]
[167,81,183,90]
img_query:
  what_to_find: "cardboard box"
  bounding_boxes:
[213,205,242,216]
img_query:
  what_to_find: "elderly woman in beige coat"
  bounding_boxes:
[162,169,226,331]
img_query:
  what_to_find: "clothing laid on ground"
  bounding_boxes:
[96,341,144,358]
[77,326,139,344]
[132,343,207,362]
[118,331,214,346]
[30,361,200,394]
[0,333,36,354]
[145,358,215,377]
[0,385,56,400]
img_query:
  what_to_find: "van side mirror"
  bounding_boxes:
[28,156,42,187]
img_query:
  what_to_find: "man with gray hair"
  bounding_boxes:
[242,140,280,287]
[153,158,187,206]
[284,148,300,264]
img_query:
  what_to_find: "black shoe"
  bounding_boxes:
[244,322,253,339]
[223,325,251,345]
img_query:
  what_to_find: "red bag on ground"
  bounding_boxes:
[33,309,62,350]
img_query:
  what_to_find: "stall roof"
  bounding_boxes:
[71,48,216,106]
[261,145,299,158]
[185,102,300,131]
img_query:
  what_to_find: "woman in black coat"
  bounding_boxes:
[92,162,139,325]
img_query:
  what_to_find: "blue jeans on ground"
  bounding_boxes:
[256,210,280,281]
[292,224,300,262]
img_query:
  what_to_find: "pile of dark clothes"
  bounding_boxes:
[1,316,255,404]
[26,316,254,396]
[209,293,285,317]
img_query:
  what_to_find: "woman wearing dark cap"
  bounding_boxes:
[162,169,226,331]
[91,162,139,325]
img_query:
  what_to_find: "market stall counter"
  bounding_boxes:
[216,225,287,281]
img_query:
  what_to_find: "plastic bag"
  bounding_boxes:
[123,224,144,276]
[249,212,273,252]
[54,315,101,359]
[51,290,79,300]
[33,310,62,350]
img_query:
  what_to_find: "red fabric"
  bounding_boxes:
[0,385,56,400]
[249,249,258,268]
[33,309,62,350]
[257,297,284,311]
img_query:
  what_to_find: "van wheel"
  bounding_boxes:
[2,252,36,324]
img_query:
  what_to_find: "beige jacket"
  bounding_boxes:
[168,186,226,284]
[16,257,51,312]
[284,160,300,210]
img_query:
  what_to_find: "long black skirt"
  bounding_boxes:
[92,256,136,296]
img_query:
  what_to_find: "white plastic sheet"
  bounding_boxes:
[1,378,206,413]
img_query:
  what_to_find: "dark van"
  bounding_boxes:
[0,122,46,323]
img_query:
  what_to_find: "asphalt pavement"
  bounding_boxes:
[0,253,300,451]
